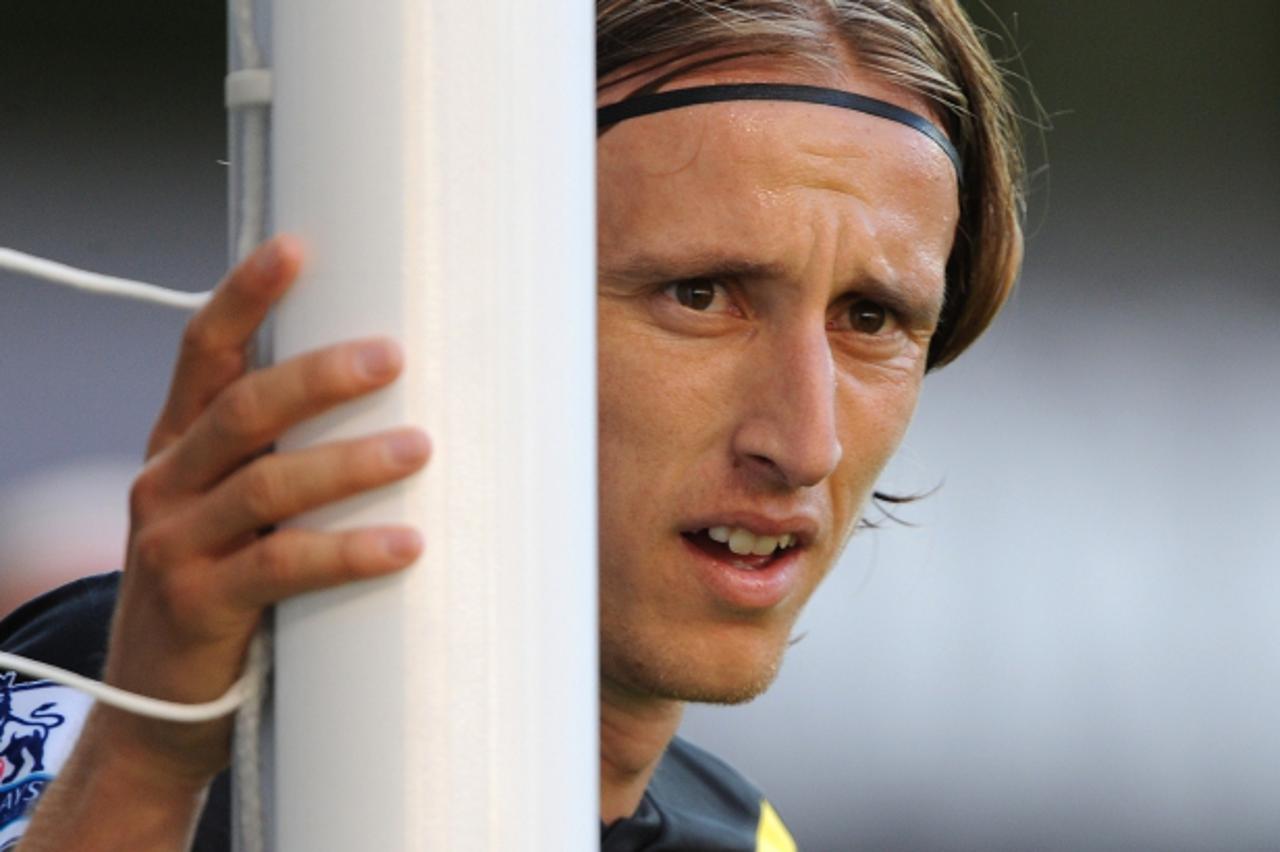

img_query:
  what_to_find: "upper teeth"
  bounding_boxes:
[707,526,797,556]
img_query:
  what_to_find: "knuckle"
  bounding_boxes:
[336,532,371,579]
[240,461,287,521]
[212,381,266,443]
[338,443,376,488]
[128,461,166,521]
[220,342,249,373]
[155,563,211,628]
[179,318,247,384]
[303,347,357,399]
[145,423,177,457]
[332,442,387,496]
[131,529,217,631]
[180,313,219,355]
[130,523,175,576]
[204,346,249,388]
[255,533,298,586]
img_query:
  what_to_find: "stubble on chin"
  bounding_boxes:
[600,624,788,707]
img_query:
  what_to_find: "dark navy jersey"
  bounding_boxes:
[0,574,232,851]
[0,574,796,851]
[602,736,796,851]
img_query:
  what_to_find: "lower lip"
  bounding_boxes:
[680,536,804,610]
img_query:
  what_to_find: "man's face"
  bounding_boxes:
[596,57,959,704]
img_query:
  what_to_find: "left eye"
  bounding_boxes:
[847,299,888,334]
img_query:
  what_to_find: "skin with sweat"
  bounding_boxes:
[595,55,958,820]
[15,52,960,848]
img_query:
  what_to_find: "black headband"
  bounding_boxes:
[597,83,962,181]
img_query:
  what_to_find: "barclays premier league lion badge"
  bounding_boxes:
[0,672,92,849]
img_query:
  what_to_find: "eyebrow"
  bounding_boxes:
[603,250,944,328]
[606,251,787,285]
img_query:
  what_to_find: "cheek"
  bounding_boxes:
[595,318,719,612]
[598,323,661,481]
[596,317,747,569]
[597,308,733,471]
[596,316,677,534]
[830,370,923,517]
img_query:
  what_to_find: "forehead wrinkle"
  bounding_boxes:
[599,99,957,307]
[786,173,946,324]
[735,98,958,204]
[786,126,952,197]
[603,150,933,302]
[599,106,725,181]
[784,127,958,291]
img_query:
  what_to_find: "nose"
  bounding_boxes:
[730,324,843,489]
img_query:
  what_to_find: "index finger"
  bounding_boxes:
[147,235,305,457]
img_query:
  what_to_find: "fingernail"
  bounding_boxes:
[386,430,429,466]
[382,528,423,561]
[358,341,401,380]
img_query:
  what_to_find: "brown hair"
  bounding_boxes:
[597,0,1025,370]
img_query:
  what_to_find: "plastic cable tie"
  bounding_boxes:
[226,69,273,109]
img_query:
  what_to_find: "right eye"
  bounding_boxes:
[665,279,726,312]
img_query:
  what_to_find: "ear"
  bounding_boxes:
[0,671,14,689]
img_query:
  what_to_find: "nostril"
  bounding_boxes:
[734,451,786,480]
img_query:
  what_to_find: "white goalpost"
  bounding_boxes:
[232,1,598,849]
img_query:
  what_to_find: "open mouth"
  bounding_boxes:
[681,526,801,571]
